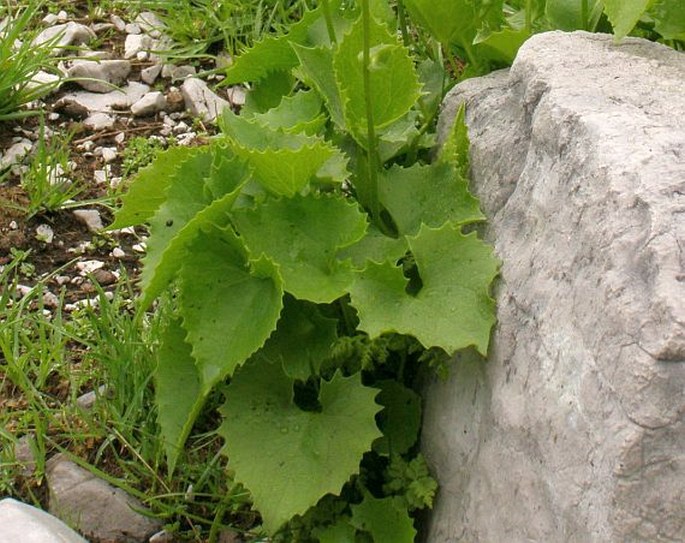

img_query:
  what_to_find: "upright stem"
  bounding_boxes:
[321,0,337,45]
[525,0,532,34]
[581,0,589,30]
[361,0,381,227]
[396,0,410,47]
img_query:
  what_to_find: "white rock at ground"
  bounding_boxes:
[0,498,88,543]
[135,11,165,38]
[100,146,118,163]
[46,455,162,542]
[131,91,167,116]
[423,31,685,543]
[67,59,131,93]
[226,86,246,107]
[124,33,153,60]
[55,81,150,117]
[83,112,115,131]
[0,139,33,170]
[141,63,163,85]
[181,77,230,123]
[73,209,104,232]
[35,224,54,243]
[25,70,62,95]
[110,14,126,32]
[32,22,95,55]
[162,63,196,81]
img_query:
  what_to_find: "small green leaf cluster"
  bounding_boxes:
[111,0,498,539]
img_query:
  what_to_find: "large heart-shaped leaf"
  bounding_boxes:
[219,359,381,533]
[349,223,498,356]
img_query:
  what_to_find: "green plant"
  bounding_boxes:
[110,0,498,538]
[0,0,63,122]
[19,120,83,218]
[120,135,176,179]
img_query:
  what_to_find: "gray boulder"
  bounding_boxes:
[423,31,685,542]
[0,498,88,543]
[47,454,162,542]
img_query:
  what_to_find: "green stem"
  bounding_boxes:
[321,0,337,45]
[396,0,410,48]
[581,0,589,31]
[525,0,532,34]
[361,0,381,227]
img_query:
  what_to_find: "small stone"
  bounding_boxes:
[125,22,141,34]
[67,59,131,93]
[9,220,18,230]
[36,224,54,244]
[75,385,108,409]
[226,86,246,107]
[91,23,115,33]
[14,435,37,478]
[72,209,103,232]
[76,260,105,275]
[114,132,126,144]
[173,121,189,134]
[135,11,165,38]
[93,169,108,184]
[55,275,70,286]
[43,13,59,25]
[32,22,95,56]
[83,112,115,131]
[131,91,166,117]
[110,14,126,32]
[180,78,230,123]
[16,285,33,298]
[132,242,146,253]
[92,268,117,286]
[136,50,149,62]
[57,10,68,22]
[149,529,175,543]
[0,139,33,170]
[101,147,118,162]
[124,33,153,60]
[162,64,196,82]
[111,247,125,259]
[42,291,60,308]
[47,455,162,541]
[48,112,60,121]
[141,63,163,85]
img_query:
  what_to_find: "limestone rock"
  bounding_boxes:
[130,91,167,117]
[47,454,162,542]
[67,59,131,93]
[0,498,88,543]
[83,112,115,131]
[0,139,33,170]
[55,82,150,117]
[423,31,685,543]
[180,77,230,122]
[32,22,95,55]
[124,33,153,60]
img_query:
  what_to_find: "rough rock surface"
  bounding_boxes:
[181,77,231,122]
[0,498,88,543]
[47,454,162,542]
[67,59,132,93]
[423,31,685,543]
